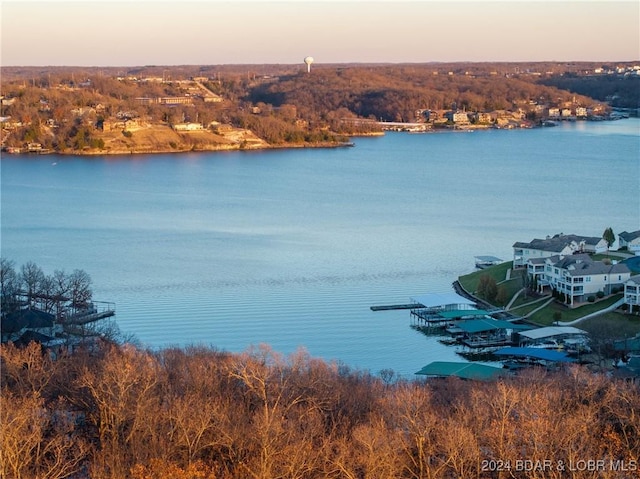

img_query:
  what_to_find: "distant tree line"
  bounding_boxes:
[540,74,640,109]
[1,340,638,479]
[0,63,607,152]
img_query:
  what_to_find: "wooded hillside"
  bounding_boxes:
[2,341,639,479]
[3,62,633,154]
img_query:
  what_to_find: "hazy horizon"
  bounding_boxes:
[1,1,639,67]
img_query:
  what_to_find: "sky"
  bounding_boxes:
[1,0,639,66]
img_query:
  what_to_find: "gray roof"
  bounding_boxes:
[475,256,503,262]
[619,230,640,242]
[519,326,587,340]
[2,309,55,333]
[553,254,591,269]
[528,257,547,265]
[410,293,476,309]
[563,261,630,277]
[513,234,603,252]
[534,254,631,277]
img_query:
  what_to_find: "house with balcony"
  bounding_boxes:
[561,108,574,119]
[472,112,493,124]
[528,254,630,306]
[619,230,640,255]
[547,107,560,119]
[513,233,608,269]
[624,275,640,313]
[445,111,470,124]
[575,107,588,118]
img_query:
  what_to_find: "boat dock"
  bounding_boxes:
[370,303,420,311]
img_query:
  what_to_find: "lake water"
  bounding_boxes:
[2,119,639,377]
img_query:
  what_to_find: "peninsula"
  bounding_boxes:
[1,61,638,155]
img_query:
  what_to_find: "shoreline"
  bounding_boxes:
[1,117,629,157]
[2,138,357,157]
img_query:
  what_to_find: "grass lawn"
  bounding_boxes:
[459,261,514,293]
[508,295,552,316]
[458,262,526,308]
[578,312,640,341]
[527,294,624,326]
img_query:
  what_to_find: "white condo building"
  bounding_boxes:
[527,254,630,306]
[513,233,608,269]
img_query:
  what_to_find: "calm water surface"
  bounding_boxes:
[2,119,639,377]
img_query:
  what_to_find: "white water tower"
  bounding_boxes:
[304,56,314,73]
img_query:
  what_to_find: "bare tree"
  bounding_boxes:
[78,344,159,478]
[68,268,93,310]
[0,382,88,479]
[20,260,45,307]
[0,258,20,315]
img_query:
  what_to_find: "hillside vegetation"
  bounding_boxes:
[2,341,639,479]
[2,61,635,154]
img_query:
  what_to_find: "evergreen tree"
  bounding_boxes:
[603,227,615,251]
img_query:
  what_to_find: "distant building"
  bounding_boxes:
[160,96,193,105]
[445,111,470,124]
[172,122,203,131]
[473,112,493,124]
[619,230,640,255]
[513,233,609,268]
[203,95,223,103]
[135,96,193,105]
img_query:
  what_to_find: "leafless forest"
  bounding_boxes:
[1,341,639,479]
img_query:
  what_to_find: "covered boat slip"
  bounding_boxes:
[371,292,476,312]
[415,361,509,380]
[409,292,486,324]
[411,308,492,325]
[452,318,532,348]
[410,292,476,309]
[495,347,576,363]
[496,347,577,371]
[516,326,588,347]
[474,255,503,269]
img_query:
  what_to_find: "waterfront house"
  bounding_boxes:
[1,309,57,343]
[172,122,204,131]
[472,112,493,124]
[624,275,640,313]
[619,230,640,255]
[576,107,588,118]
[444,111,470,124]
[561,108,574,119]
[547,107,560,119]
[513,233,608,268]
[528,254,630,305]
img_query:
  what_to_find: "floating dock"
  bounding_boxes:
[370,303,419,311]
